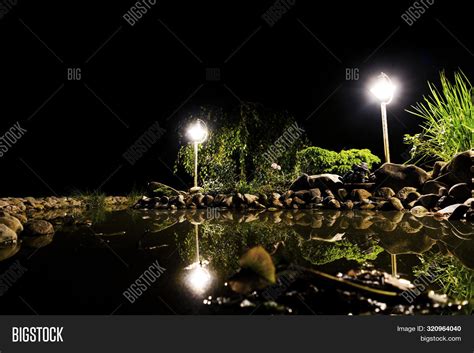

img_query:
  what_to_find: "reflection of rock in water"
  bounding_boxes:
[140,209,472,265]
[0,244,20,261]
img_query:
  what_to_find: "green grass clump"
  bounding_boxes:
[404,71,474,163]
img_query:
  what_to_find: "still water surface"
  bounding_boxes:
[0,209,472,314]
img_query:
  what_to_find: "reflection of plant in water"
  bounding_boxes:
[299,239,384,266]
[176,224,243,276]
[175,221,298,276]
[85,207,108,224]
[414,251,473,306]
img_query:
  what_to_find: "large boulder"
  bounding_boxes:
[23,220,54,237]
[308,174,343,191]
[289,173,343,192]
[434,150,473,186]
[373,163,430,192]
[0,215,23,234]
[0,224,18,247]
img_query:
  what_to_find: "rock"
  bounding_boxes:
[177,194,186,207]
[414,194,440,209]
[350,189,372,202]
[203,194,214,206]
[252,201,266,209]
[448,183,471,203]
[359,201,375,210]
[244,194,258,204]
[222,195,234,208]
[341,200,354,210]
[463,198,474,207]
[435,204,469,221]
[337,188,348,200]
[284,198,293,207]
[435,150,473,186]
[309,188,322,202]
[23,220,54,236]
[189,186,203,194]
[389,197,404,211]
[308,174,343,191]
[293,197,306,205]
[396,187,418,200]
[289,174,310,191]
[0,215,23,234]
[422,180,448,195]
[374,187,395,199]
[272,199,284,208]
[373,163,430,192]
[191,193,203,206]
[0,224,17,247]
[326,199,341,210]
[294,190,311,202]
[432,161,447,179]
[436,195,456,209]
[404,191,421,204]
[410,206,429,217]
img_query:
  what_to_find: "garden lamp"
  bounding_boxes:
[370,73,397,277]
[186,119,208,188]
[370,72,395,163]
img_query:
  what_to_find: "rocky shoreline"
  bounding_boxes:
[0,196,131,251]
[0,150,472,249]
[134,150,473,222]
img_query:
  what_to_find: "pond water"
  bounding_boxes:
[0,209,472,315]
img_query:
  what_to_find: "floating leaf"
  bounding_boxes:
[238,246,276,284]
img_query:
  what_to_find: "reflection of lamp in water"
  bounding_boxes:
[184,223,213,294]
[391,253,398,278]
[186,264,211,293]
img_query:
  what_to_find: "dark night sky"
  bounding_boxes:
[0,0,472,196]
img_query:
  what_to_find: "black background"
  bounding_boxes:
[0,0,472,196]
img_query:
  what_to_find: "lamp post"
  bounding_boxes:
[370,73,397,277]
[370,72,395,164]
[186,119,208,188]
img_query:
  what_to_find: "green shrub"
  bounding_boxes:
[294,147,380,176]
[404,71,474,163]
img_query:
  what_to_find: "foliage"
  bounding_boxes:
[414,251,473,306]
[294,147,381,176]
[404,71,474,163]
[175,103,309,193]
[299,239,384,265]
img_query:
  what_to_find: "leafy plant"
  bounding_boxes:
[414,251,473,305]
[404,71,474,163]
[174,103,309,193]
[294,147,380,176]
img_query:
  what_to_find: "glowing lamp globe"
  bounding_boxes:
[370,72,395,104]
[187,120,208,144]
